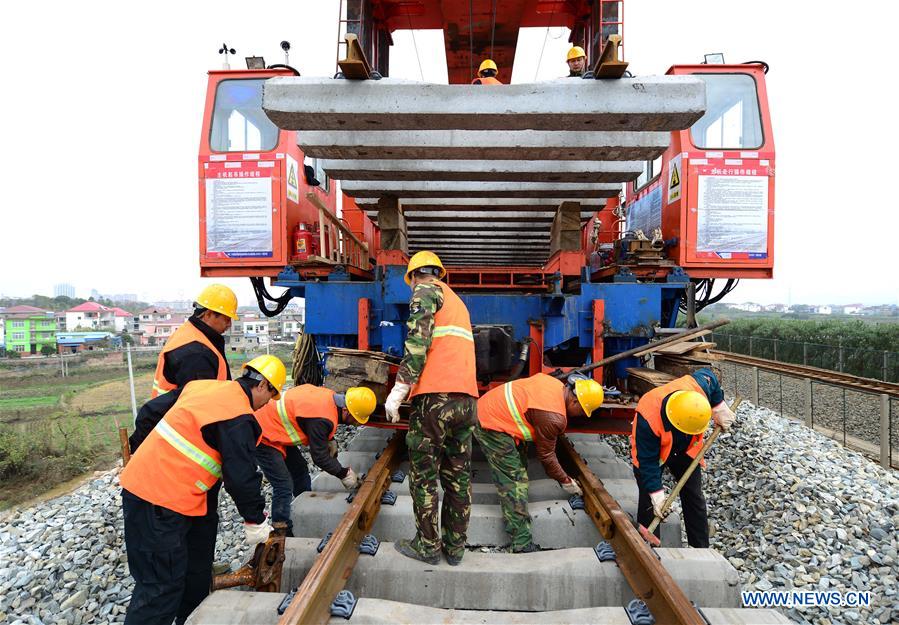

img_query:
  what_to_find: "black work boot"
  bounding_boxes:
[512,542,541,553]
[394,539,440,565]
[442,548,462,566]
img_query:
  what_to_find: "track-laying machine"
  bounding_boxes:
[197,0,774,432]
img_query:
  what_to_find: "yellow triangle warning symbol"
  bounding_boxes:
[669,164,680,188]
[288,164,298,188]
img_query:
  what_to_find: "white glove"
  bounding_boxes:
[560,478,583,497]
[649,490,670,519]
[244,519,272,548]
[328,440,339,458]
[385,382,411,423]
[711,401,736,431]
[340,467,359,490]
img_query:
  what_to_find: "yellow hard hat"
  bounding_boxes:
[567,46,586,61]
[243,355,287,399]
[404,250,446,285]
[344,386,377,424]
[478,59,498,74]
[665,390,711,435]
[574,378,604,417]
[196,283,239,320]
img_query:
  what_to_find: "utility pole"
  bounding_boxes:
[126,344,138,424]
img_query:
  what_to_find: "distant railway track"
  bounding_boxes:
[714,350,899,398]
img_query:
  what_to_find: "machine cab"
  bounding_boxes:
[624,63,775,279]
[197,69,337,278]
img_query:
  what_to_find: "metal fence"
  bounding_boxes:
[711,333,899,383]
[723,361,897,470]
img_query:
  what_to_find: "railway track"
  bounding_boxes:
[188,427,794,625]
[714,350,899,398]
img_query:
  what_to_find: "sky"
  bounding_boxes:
[0,1,896,307]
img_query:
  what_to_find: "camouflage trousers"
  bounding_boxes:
[405,392,477,559]
[473,424,532,550]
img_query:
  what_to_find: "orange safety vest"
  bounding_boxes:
[409,281,479,398]
[120,380,258,516]
[477,373,567,442]
[630,375,706,469]
[472,76,503,85]
[151,321,229,398]
[255,385,339,458]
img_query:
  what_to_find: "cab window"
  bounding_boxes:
[210,79,280,152]
[634,154,663,190]
[690,74,763,150]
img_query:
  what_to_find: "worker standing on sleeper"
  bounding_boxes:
[385,251,479,566]
[566,46,587,77]
[253,384,377,535]
[476,373,604,552]
[630,367,735,547]
[472,59,503,84]
[150,283,239,398]
[119,355,286,625]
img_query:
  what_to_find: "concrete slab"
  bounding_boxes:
[187,592,794,625]
[277,540,739,609]
[299,129,670,161]
[321,158,643,182]
[263,76,706,132]
[341,180,622,199]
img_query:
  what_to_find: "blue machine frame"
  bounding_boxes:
[276,265,690,378]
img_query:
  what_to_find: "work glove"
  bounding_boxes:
[328,440,339,458]
[340,467,359,490]
[711,401,736,432]
[649,490,671,519]
[560,478,583,497]
[385,382,411,423]
[244,518,273,548]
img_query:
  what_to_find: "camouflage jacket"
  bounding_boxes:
[396,282,444,385]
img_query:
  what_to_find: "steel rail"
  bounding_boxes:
[277,432,405,625]
[715,350,899,397]
[558,435,706,625]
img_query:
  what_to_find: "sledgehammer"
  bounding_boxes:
[638,396,742,547]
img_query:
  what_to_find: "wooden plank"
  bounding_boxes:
[653,355,721,380]
[626,367,676,395]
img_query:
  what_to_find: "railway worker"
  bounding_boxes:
[566,46,587,77]
[384,250,479,566]
[472,59,503,84]
[475,373,605,552]
[119,355,286,625]
[150,283,239,398]
[630,367,735,548]
[253,384,377,535]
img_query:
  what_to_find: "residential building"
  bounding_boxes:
[65,302,133,332]
[154,300,194,311]
[57,332,122,353]
[815,305,833,315]
[728,302,763,313]
[54,283,76,298]
[842,304,863,315]
[275,312,305,339]
[224,314,270,351]
[135,307,188,346]
[0,309,5,350]
[2,305,58,354]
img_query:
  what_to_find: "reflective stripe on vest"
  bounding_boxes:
[503,382,533,442]
[152,380,169,396]
[155,419,222,479]
[432,325,474,341]
[276,396,304,446]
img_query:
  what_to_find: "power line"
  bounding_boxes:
[490,0,497,59]
[533,5,557,81]
[407,14,424,81]
[468,0,474,79]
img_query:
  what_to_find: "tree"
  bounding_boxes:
[4,349,21,359]
[40,345,56,357]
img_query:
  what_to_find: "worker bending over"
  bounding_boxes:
[630,368,735,547]
[566,46,586,77]
[253,384,377,535]
[472,59,503,84]
[150,284,239,398]
[119,355,286,625]
[385,251,479,566]
[476,373,604,552]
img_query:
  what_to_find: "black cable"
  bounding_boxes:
[249,277,292,317]
[741,60,769,74]
[469,0,474,79]
[266,63,300,76]
[490,0,497,59]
